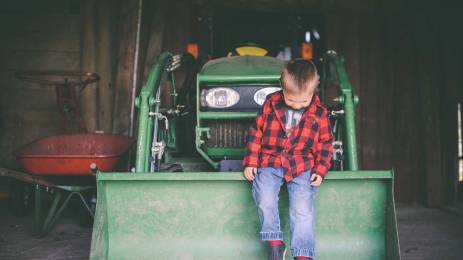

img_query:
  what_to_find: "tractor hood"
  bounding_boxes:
[198,55,285,84]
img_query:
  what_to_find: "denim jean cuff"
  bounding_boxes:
[291,248,315,258]
[259,231,283,241]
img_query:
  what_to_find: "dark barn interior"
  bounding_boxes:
[1,0,463,259]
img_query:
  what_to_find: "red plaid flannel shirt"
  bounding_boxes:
[243,91,334,182]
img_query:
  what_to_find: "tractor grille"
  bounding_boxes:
[205,120,253,148]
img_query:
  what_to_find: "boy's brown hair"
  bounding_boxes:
[280,59,318,94]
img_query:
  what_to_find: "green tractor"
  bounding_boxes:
[90,50,400,259]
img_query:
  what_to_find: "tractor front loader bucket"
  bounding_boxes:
[90,170,399,260]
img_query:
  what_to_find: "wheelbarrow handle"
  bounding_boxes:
[15,70,100,87]
[0,168,57,188]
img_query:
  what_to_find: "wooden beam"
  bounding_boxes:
[439,13,462,203]
[415,13,444,207]
[96,0,115,132]
[80,0,98,132]
[390,14,423,204]
[113,0,139,134]
[358,14,379,170]
[141,1,167,82]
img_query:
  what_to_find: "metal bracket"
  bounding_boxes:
[149,112,169,130]
[332,140,344,170]
[330,109,345,117]
[166,54,182,72]
[150,113,169,170]
[196,127,211,144]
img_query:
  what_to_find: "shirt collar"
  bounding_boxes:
[270,90,321,111]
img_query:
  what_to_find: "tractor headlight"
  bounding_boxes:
[253,87,281,106]
[200,88,240,108]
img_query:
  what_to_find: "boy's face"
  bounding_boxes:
[283,73,320,110]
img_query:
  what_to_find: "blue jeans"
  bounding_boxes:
[252,167,317,258]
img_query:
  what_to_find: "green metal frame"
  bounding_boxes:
[134,52,173,172]
[0,167,95,237]
[34,184,94,236]
[320,51,360,170]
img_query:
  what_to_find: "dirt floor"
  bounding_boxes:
[0,199,91,260]
[0,199,462,260]
[396,203,463,260]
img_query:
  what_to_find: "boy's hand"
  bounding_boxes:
[310,173,323,187]
[244,167,257,181]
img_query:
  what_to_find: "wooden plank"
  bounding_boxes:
[389,14,423,204]
[96,0,115,132]
[0,50,79,70]
[0,10,81,168]
[439,13,462,203]
[374,15,393,170]
[358,14,379,170]
[140,0,167,82]
[414,13,444,207]
[80,0,98,132]
[1,0,77,15]
[0,88,57,110]
[0,110,62,126]
[324,13,340,54]
[162,1,192,54]
[159,1,193,107]
[339,13,362,167]
[0,15,80,34]
[0,31,80,52]
[0,111,62,168]
[113,0,138,134]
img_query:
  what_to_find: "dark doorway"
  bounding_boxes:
[211,10,325,59]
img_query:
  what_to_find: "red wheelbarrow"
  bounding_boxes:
[3,133,135,236]
[3,71,136,236]
[15,133,135,175]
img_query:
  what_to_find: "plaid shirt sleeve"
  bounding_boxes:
[242,102,266,168]
[313,109,334,178]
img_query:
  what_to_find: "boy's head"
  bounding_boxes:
[280,59,320,110]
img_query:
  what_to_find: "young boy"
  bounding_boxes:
[243,59,333,260]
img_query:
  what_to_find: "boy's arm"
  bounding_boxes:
[313,109,334,178]
[242,103,266,168]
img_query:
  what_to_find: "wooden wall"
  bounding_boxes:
[0,0,118,172]
[324,5,463,205]
[0,2,80,169]
[112,0,196,134]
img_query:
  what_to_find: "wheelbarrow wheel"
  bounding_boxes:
[8,180,32,217]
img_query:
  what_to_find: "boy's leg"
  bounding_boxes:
[252,167,285,241]
[287,169,317,259]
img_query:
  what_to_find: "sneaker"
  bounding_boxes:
[268,242,286,260]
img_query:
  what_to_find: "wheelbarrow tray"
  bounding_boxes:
[15,134,134,176]
[90,170,400,260]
